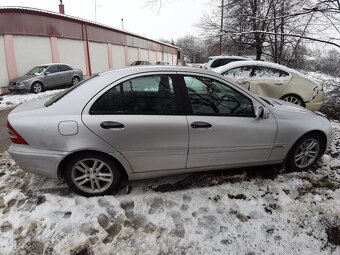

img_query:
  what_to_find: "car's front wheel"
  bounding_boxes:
[286,133,324,172]
[64,153,121,197]
[31,82,44,94]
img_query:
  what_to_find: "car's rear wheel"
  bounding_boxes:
[31,82,44,94]
[71,76,80,85]
[280,94,304,107]
[286,133,324,172]
[64,153,121,197]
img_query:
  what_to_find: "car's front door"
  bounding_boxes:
[82,73,188,173]
[44,65,61,88]
[180,74,278,169]
[221,66,253,90]
[58,65,73,85]
[249,66,292,98]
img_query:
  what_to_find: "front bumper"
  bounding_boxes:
[8,84,30,92]
[8,144,67,179]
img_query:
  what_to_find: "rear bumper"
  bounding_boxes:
[305,90,324,111]
[8,144,66,179]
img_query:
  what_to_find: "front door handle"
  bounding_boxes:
[100,121,124,129]
[191,121,212,129]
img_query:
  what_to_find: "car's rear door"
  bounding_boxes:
[249,66,292,98]
[179,73,278,168]
[82,73,188,173]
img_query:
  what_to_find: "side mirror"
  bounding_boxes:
[45,71,50,75]
[256,106,270,119]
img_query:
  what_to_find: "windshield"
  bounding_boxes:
[26,66,48,75]
[45,75,98,107]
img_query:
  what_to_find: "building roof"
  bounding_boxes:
[0,6,181,50]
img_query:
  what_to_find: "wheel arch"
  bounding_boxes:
[57,149,129,181]
[285,130,328,164]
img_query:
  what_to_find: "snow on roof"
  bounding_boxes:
[208,55,251,60]
[213,60,318,83]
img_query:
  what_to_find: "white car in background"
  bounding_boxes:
[204,55,252,70]
[213,61,324,111]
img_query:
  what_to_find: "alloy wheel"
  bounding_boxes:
[294,138,320,168]
[71,158,114,194]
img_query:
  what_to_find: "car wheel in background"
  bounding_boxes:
[280,94,304,107]
[286,133,324,172]
[64,152,121,197]
[72,76,80,85]
[31,82,44,94]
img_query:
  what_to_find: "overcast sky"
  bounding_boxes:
[0,0,212,41]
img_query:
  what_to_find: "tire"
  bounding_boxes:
[286,133,324,172]
[31,82,44,94]
[71,76,80,85]
[64,153,121,197]
[280,94,305,107]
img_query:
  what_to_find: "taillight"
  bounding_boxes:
[7,121,28,145]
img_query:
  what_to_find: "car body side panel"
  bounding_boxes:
[186,114,278,168]
[82,114,189,172]
[249,76,291,99]
[279,75,316,102]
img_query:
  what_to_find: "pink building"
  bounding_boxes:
[0,7,180,94]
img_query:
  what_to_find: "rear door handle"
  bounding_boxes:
[191,121,212,129]
[100,121,124,129]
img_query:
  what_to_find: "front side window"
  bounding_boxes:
[222,66,253,78]
[59,65,72,72]
[46,65,59,74]
[184,76,254,117]
[90,75,178,115]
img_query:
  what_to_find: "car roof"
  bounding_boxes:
[36,63,70,67]
[208,55,251,60]
[213,60,318,82]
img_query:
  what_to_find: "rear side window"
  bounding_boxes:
[90,75,178,115]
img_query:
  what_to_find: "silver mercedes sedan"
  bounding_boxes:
[7,66,333,197]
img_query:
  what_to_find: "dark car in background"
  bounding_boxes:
[130,61,152,66]
[8,63,83,93]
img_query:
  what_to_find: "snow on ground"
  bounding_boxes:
[0,121,339,255]
[0,89,65,111]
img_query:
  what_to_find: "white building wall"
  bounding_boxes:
[139,49,148,61]
[173,54,177,65]
[89,42,109,74]
[149,50,157,64]
[13,36,52,76]
[58,38,86,75]
[167,53,173,64]
[156,51,163,61]
[111,45,125,68]
[128,47,138,64]
[0,36,9,87]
